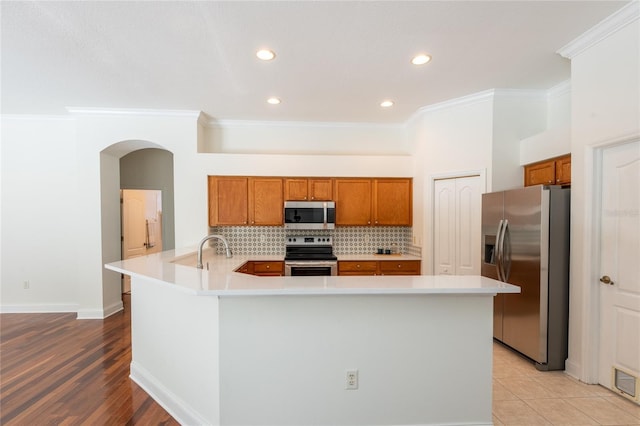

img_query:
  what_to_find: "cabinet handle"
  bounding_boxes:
[397,264,402,268]
[367,221,371,225]
[266,265,270,269]
[356,264,361,268]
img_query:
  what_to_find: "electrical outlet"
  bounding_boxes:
[23,280,29,289]
[345,369,358,390]
[363,234,370,243]
[260,234,266,243]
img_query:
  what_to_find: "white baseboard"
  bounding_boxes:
[0,304,77,313]
[564,359,581,381]
[129,361,211,426]
[104,300,124,317]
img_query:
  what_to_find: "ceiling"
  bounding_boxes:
[0,1,630,124]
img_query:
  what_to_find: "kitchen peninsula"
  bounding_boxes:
[106,248,519,426]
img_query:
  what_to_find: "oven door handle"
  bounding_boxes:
[285,261,337,267]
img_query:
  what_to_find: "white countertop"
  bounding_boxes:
[105,248,519,297]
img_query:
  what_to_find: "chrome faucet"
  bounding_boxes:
[197,234,232,269]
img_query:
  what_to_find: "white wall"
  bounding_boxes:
[0,112,411,315]
[1,116,80,311]
[492,91,547,191]
[408,93,494,273]
[200,119,408,155]
[563,13,640,382]
[519,81,572,165]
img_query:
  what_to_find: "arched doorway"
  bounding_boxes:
[99,141,174,316]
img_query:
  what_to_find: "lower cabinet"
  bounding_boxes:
[338,260,421,276]
[338,261,378,276]
[236,261,284,276]
[378,260,421,275]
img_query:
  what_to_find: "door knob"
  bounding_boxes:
[599,275,614,285]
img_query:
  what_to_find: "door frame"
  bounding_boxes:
[581,132,640,384]
[426,169,486,275]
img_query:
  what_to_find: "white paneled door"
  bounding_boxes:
[122,189,163,292]
[434,176,481,275]
[598,140,640,404]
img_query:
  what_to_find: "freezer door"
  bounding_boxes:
[481,191,504,339]
[502,186,544,363]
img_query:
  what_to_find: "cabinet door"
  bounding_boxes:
[338,261,378,276]
[334,179,372,225]
[284,179,309,200]
[249,178,283,225]
[379,260,421,275]
[524,160,556,186]
[253,261,284,276]
[555,155,571,185]
[373,178,412,226]
[208,176,248,226]
[309,179,333,200]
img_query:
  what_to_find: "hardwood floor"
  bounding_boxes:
[0,295,178,425]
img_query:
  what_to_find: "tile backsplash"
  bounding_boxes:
[208,226,419,257]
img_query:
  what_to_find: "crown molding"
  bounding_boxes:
[199,117,404,130]
[557,1,640,59]
[1,114,75,121]
[408,89,496,123]
[65,107,201,118]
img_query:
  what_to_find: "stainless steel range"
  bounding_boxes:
[284,236,337,276]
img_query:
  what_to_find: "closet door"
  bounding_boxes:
[434,176,481,275]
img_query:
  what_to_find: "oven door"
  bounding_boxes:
[285,261,337,276]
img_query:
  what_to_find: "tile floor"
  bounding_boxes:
[492,342,640,425]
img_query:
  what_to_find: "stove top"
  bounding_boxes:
[284,235,336,262]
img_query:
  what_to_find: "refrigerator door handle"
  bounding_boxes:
[501,220,512,281]
[495,220,505,281]
[497,219,508,281]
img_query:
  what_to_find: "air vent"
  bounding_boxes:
[613,367,638,402]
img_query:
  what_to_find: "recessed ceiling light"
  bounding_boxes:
[267,97,281,105]
[256,49,276,61]
[380,100,394,108]
[411,54,431,65]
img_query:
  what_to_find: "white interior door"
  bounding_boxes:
[598,140,640,404]
[434,175,481,275]
[121,189,163,292]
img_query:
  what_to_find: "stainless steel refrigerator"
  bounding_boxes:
[481,185,570,371]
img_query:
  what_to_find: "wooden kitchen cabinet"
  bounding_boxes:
[554,155,571,185]
[248,178,283,225]
[524,154,571,187]
[251,261,284,276]
[378,260,421,275]
[208,176,283,226]
[236,261,284,276]
[338,261,378,276]
[373,178,412,226]
[334,178,412,226]
[338,259,421,276]
[334,179,373,225]
[209,176,249,226]
[284,178,333,201]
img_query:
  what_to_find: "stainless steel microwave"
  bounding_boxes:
[284,201,336,230]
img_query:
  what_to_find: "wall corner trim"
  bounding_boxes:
[557,1,640,59]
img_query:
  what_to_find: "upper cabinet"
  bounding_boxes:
[208,176,249,226]
[334,178,412,226]
[373,178,412,226]
[284,178,333,201]
[208,176,283,226]
[249,178,284,225]
[334,179,373,225]
[524,154,571,187]
[210,175,412,227]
